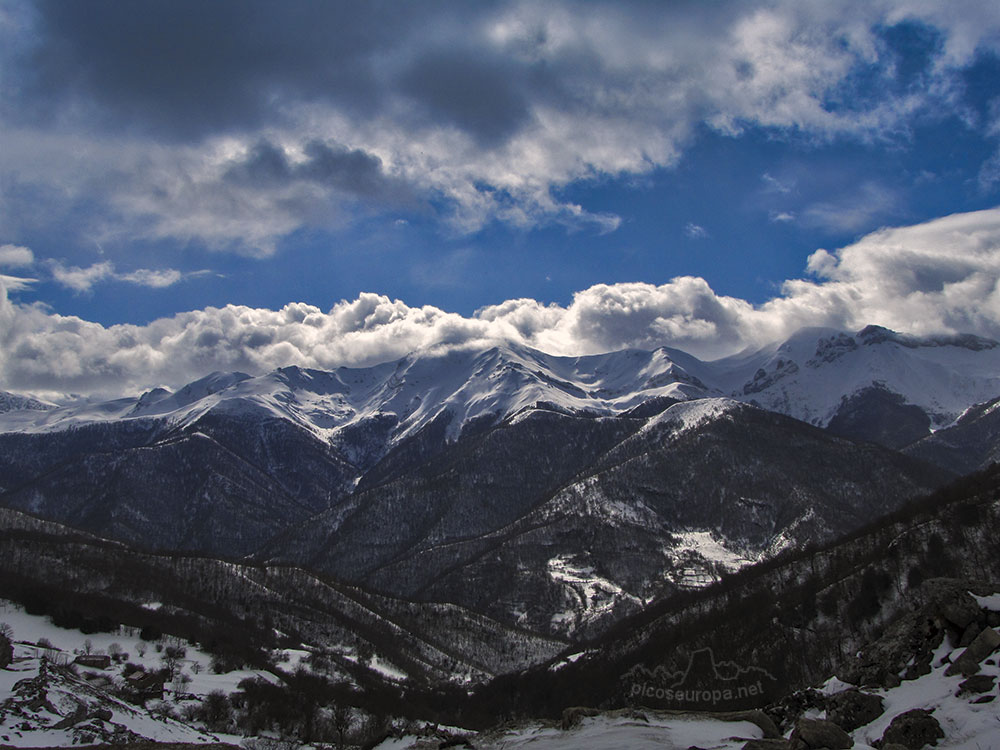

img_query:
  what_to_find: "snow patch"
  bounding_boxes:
[547,555,642,635]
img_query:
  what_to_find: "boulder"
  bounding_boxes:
[881,709,944,749]
[560,706,600,730]
[956,674,995,696]
[932,586,980,630]
[742,741,793,750]
[789,717,853,749]
[958,622,981,648]
[715,709,781,739]
[0,634,11,668]
[945,627,1000,676]
[826,689,885,731]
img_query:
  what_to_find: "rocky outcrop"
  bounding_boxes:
[880,708,943,749]
[944,626,1000,676]
[825,689,884,732]
[789,717,853,749]
[842,579,999,688]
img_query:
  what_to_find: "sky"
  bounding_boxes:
[2,0,1000,398]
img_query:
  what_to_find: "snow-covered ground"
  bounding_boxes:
[823,627,1000,750]
[665,530,758,588]
[0,600,278,698]
[547,555,643,635]
[0,599,280,746]
[377,713,763,749]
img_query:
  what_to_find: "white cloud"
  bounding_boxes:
[48,260,197,293]
[0,274,34,292]
[762,173,793,194]
[684,223,709,239]
[4,2,999,251]
[0,244,34,268]
[800,182,901,232]
[49,261,115,293]
[3,207,1000,398]
[769,210,797,223]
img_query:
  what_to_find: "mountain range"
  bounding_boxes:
[1,324,999,639]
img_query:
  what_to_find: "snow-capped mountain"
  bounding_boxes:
[0,324,997,637]
[718,325,1000,437]
[3,324,998,452]
[0,343,711,446]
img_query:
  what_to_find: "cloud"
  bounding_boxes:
[0,244,34,268]
[762,173,793,194]
[684,223,709,239]
[4,1,1000,249]
[3,207,1000,399]
[800,182,901,232]
[49,261,114,293]
[47,260,197,293]
[769,210,797,223]
[0,275,35,292]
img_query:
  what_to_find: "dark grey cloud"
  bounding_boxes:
[14,0,424,139]
[398,49,533,145]
[5,0,1000,249]
[223,139,416,204]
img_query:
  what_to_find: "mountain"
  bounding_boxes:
[0,390,53,414]
[0,324,995,636]
[265,398,947,637]
[905,394,1000,475]
[714,324,1000,445]
[466,464,1000,724]
[4,324,996,450]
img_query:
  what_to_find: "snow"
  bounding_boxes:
[713,326,1000,428]
[646,398,740,436]
[664,531,757,588]
[971,592,1000,611]
[0,598,279,746]
[547,555,642,635]
[3,325,998,454]
[845,647,1000,749]
[379,713,762,749]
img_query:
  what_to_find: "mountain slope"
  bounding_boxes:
[465,465,1000,724]
[717,325,1000,442]
[266,398,951,637]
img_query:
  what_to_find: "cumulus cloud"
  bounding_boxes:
[4,1,1000,250]
[3,207,1000,399]
[0,244,34,268]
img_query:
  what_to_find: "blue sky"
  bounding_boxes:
[3,1,1000,396]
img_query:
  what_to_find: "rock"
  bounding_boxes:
[742,740,793,750]
[935,588,981,630]
[972,695,995,704]
[789,717,853,749]
[959,622,981,647]
[881,744,910,750]
[957,674,995,696]
[766,688,827,732]
[881,709,944,749]
[945,627,1000,676]
[826,689,885,731]
[0,634,12,668]
[716,710,781,739]
[560,706,600,730]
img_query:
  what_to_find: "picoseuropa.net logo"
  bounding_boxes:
[626,647,778,710]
